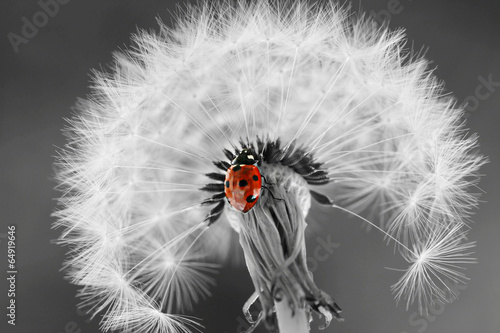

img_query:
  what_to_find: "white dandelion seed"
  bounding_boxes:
[53,1,485,332]
[391,224,477,313]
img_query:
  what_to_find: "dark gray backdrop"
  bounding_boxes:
[1,1,499,332]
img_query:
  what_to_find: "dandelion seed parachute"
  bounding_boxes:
[53,1,484,332]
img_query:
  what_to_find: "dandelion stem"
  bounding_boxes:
[275,299,309,333]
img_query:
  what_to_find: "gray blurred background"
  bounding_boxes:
[0,1,499,332]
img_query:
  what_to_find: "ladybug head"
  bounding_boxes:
[232,148,259,166]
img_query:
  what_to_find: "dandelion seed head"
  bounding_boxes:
[54,1,484,331]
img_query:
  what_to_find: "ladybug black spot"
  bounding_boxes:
[239,180,248,187]
[252,175,258,181]
[246,195,256,203]
[225,181,230,188]
[233,165,241,172]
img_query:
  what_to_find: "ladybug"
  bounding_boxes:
[224,148,262,213]
[201,140,333,225]
[200,147,268,225]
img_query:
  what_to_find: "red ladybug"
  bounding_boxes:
[202,140,331,225]
[224,149,262,213]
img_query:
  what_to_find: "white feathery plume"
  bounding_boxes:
[392,224,476,313]
[53,1,485,332]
